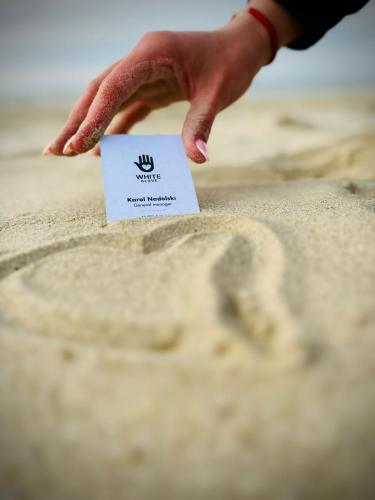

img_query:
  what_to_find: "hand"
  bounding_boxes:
[43,0,301,163]
[134,154,154,173]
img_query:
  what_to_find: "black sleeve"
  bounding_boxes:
[247,1,370,49]
[275,0,370,49]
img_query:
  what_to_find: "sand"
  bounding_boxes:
[0,91,375,500]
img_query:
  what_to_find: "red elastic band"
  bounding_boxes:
[247,7,279,64]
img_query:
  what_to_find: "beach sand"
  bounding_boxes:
[1,91,375,499]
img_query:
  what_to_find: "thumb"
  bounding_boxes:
[182,94,217,163]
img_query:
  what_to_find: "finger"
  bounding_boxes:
[90,144,101,156]
[112,102,152,133]
[45,60,121,156]
[89,102,152,156]
[182,92,218,164]
[63,56,154,155]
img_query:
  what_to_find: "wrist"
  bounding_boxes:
[220,11,273,69]
[247,0,302,48]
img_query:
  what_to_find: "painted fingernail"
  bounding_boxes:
[42,144,52,156]
[195,139,209,161]
[63,140,75,156]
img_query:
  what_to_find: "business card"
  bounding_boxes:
[100,134,200,221]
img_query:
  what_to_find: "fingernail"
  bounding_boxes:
[42,144,52,156]
[195,139,209,161]
[63,140,75,156]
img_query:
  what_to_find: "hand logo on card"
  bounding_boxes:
[134,154,155,173]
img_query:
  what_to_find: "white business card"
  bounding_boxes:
[100,134,200,221]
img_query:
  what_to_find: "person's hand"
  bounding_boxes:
[43,0,301,163]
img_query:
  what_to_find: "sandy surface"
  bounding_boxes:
[1,91,375,500]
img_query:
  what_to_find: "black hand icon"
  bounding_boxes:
[134,154,154,172]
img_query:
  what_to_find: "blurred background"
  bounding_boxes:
[0,0,374,101]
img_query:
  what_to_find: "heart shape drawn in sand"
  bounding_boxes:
[0,216,300,360]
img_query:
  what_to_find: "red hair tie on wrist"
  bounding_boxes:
[247,7,279,64]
